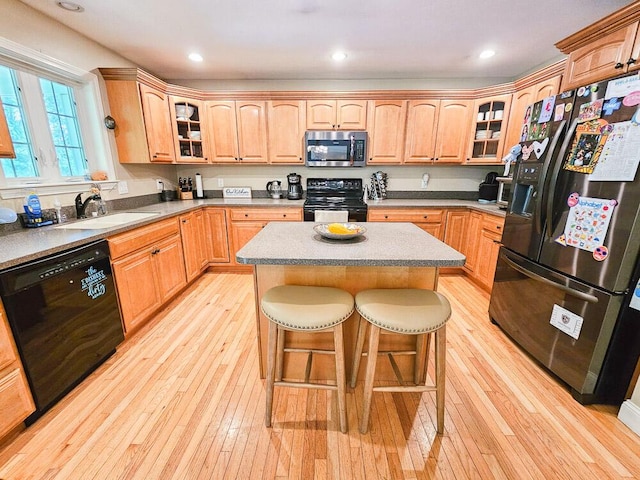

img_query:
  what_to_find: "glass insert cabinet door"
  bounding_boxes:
[469,94,511,164]
[171,97,207,163]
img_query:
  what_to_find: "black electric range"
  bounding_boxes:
[303,178,368,222]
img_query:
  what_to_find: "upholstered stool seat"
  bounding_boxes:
[261,285,354,433]
[351,288,451,434]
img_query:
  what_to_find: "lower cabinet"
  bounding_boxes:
[179,209,208,281]
[109,218,187,334]
[0,301,35,439]
[228,207,303,268]
[367,208,445,240]
[473,214,504,290]
[204,208,230,264]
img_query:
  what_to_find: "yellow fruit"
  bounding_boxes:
[327,223,356,235]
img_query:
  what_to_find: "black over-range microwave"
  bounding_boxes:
[304,131,367,167]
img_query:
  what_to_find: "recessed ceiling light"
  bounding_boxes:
[188,53,204,62]
[479,50,496,59]
[56,1,84,12]
[331,51,347,62]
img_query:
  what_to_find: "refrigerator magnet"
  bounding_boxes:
[593,246,609,262]
[602,97,622,115]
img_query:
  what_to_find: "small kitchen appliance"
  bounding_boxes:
[303,178,368,222]
[478,172,500,202]
[287,173,303,200]
[305,131,367,167]
[266,180,284,199]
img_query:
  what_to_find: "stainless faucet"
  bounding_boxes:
[75,185,102,219]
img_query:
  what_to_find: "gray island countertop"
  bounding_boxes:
[236,221,465,267]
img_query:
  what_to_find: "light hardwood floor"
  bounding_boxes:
[1,273,639,479]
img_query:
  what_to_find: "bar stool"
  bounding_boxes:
[261,285,354,433]
[350,288,451,434]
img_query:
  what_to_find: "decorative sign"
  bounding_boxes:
[81,266,107,300]
[550,304,584,340]
[223,187,252,198]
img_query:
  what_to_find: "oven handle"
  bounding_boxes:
[501,252,598,303]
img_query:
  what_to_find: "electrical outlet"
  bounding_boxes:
[156,179,163,190]
[217,178,224,187]
[421,173,430,189]
[117,181,128,195]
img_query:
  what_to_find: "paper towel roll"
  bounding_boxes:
[195,173,204,198]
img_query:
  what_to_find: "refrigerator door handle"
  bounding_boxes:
[536,119,566,234]
[546,118,580,238]
[501,252,599,303]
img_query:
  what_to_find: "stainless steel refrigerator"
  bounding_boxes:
[489,72,640,404]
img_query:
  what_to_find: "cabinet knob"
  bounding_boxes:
[423,215,428,219]
[627,57,637,66]
[282,214,287,218]
[244,214,249,217]
[496,225,502,230]
[434,158,439,162]
[384,215,389,219]
[615,62,625,69]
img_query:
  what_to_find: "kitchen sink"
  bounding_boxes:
[55,212,161,230]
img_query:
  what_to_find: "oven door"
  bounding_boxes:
[303,205,367,222]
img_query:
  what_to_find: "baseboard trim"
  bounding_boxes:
[618,400,640,437]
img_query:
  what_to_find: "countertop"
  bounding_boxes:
[236,222,466,267]
[0,197,501,270]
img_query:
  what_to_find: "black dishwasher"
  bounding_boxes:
[0,240,124,424]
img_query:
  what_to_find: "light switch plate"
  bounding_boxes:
[117,181,129,194]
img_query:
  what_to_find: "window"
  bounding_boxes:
[0,64,89,183]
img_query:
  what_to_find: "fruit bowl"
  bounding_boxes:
[175,105,195,120]
[314,223,366,240]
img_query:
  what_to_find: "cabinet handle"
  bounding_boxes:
[235,157,239,161]
[384,215,389,219]
[434,158,439,162]
[615,62,625,69]
[496,225,502,230]
[627,57,637,66]
[182,219,187,223]
[151,248,160,255]
[239,157,243,161]
[423,215,428,219]
[283,214,287,218]
[244,214,249,217]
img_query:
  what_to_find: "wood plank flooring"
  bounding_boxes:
[1,272,639,479]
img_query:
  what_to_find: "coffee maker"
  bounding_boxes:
[287,173,303,200]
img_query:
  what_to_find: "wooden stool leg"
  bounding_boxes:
[414,332,428,385]
[435,326,446,434]
[350,316,368,388]
[359,324,380,434]
[333,323,347,433]
[276,327,285,381]
[265,321,278,427]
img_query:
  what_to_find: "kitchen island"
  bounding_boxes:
[236,221,465,381]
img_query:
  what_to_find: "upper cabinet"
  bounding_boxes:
[170,97,207,163]
[556,4,640,91]
[205,100,269,164]
[404,99,473,164]
[306,100,367,130]
[102,77,175,164]
[0,98,15,158]
[267,101,306,164]
[467,94,512,164]
[367,100,408,165]
[504,73,562,153]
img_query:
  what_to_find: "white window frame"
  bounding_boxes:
[0,37,117,199]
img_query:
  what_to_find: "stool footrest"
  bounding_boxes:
[373,385,436,393]
[274,381,338,391]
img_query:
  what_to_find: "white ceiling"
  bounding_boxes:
[18,0,634,83]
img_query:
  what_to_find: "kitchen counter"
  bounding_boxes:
[0,196,499,270]
[237,221,463,381]
[236,221,465,267]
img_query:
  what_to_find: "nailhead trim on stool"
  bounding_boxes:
[261,285,354,433]
[351,288,451,434]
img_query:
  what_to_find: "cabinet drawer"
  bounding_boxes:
[0,368,35,438]
[482,215,504,236]
[368,209,445,223]
[229,208,302,222]
[108,217,180,259]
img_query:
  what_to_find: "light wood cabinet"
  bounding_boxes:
[102,80,175,164]
[367,100,408,165]
[204,208,230,264]
[443,210,468,269]
[404,99,473,164]
[560,22,640,91]
[467,94,512,164]
[109,218,187,333]
[205,100,269,163]
[228,208,303,268]
[368,208,445,240]
[0,98,15,158]
[180,210,208,282]
[306,100,367,130]
[267,101,306,164]
[170,96,208,163]
[503,75,562,155]
[0,301,35,439]
[464,211,483,274]
[471,213,504,291]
